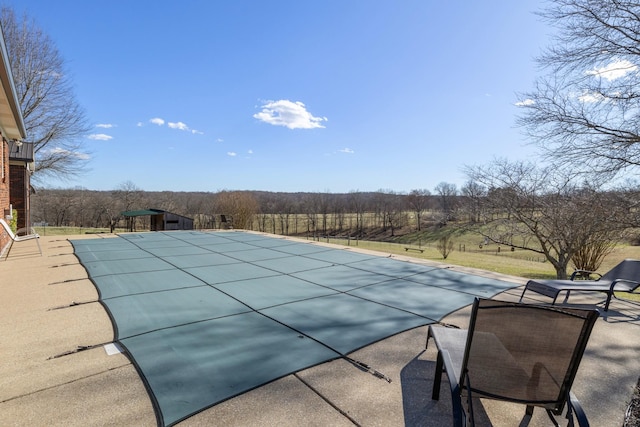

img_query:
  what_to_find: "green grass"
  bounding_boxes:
[33,226,124,236]
[325,238,558,278]
[325,237,640,303]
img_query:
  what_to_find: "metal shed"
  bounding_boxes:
[121,209,194,231]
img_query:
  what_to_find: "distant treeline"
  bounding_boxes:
[31,187,455,236]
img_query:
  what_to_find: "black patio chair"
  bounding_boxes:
[520,259,640,311]
[427,298,598,426]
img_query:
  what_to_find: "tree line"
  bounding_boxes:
[31,183,457,236]
[32,175,640,280]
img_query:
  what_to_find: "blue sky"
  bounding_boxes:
[12,1,551,193]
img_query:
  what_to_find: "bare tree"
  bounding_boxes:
[112,181,145,231]
[461,180,486,223]
[317,192,330,235]
[436,235,454,259]
[516,0,640,177]
[86,190,116,229]
[387,203,408,237]
[434,182,458,225]
[407,189,430,231]
[464,159,628,278]
[349,191,367,237]
[214,191,258,230]
[329,194,345,234]
[301,193,321,236]
[38,188,76,226]
[374,190,406,236]
[275,195,295,235]
[1,7,90,182]
[155,191,179,215]
[571,230,617,274]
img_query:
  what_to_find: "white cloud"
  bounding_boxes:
[146,118,202,134]
[248,149,253,154]
[88,133,113,141]
[165,121,203,134]
[578,92,604,103]
[96,123,115,128]
[50,147,90,160]
[339,148,354,154]
[136,122,144,127]
[253,100,327,129]
[586,59,638,81]
[227,152,237,157]
[168,121,189,131]
[515,99,535,107]
[216,138,224,143]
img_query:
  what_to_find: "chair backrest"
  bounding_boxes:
[600,259,640,283]
[461,298,598,413]
[0,218,16,240]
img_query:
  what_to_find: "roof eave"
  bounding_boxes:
[0,23,26,140]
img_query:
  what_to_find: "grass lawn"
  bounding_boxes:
[34,226,124,236]
[325,237,640,303]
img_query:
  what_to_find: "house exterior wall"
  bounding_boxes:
[9,163,29,230]
[0,136,10,251]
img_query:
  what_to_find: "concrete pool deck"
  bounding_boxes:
[1,232,639,426]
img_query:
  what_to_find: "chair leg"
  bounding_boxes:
[4,240,14,260]
[441,350,465,427]
[35,237,42,256]
[517,405,534,426]
[519,286,527,302]
[544,409,561,427]
[426,326,433,349]
[604,292,612,312]
[432,350,443,400]
[464,373,475,426]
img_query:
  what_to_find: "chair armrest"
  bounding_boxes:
[568,391,590,427]
[440,349,465,427]
[609,279,640,293]
[571,270,602,280]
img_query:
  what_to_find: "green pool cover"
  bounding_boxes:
[70,231,519,426]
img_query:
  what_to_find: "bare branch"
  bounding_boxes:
[1,7,91,182]
[519,0,640,177]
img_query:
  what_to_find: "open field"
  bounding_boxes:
[317,236,640,278]
[305,234,640,304]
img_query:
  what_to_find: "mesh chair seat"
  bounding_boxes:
[427,298,598,426]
